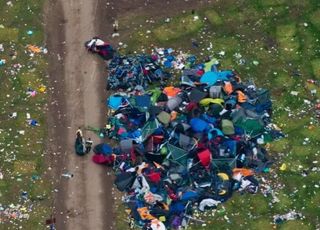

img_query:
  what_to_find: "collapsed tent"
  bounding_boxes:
[106,54,170,90]
[88,45,284,229]
[85,37,114,60]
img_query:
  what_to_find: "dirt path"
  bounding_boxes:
[45,0,114,229]
[45,0,211,230]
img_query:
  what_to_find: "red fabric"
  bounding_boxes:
[143,69,149,76]
[197,69,204,76]
[130,148,136,163]
[186,102,198,111]
[197,149,212,168]
[152,135,164,144]
[147,172,161,183]
[197,142,206,149]
[92,154,114,164]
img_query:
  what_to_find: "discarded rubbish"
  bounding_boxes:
[85,37,115,60]
[61,173,73,179]
[273,211,303,224]
[87,43,284,229]
[0,59,6,66]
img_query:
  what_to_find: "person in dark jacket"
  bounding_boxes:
[85,138,93,153]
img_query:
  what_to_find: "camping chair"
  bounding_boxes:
[211,155,238,170]
[178,134,198,152]
[141,119,160,142]
[165,143,189,168]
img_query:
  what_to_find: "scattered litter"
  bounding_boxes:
[61,172,73,179]
[17,130,25,135]
[8,112,17,119]
[27,119,39,127]
[0,59,6,66]
[0,204,31,222]
[273,211,303,224]
[27,45,41,53]
[6,1,13,7]
[279,163,287,171]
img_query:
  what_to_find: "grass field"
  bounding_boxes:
[0,0,51,229]
[117,0,320,229]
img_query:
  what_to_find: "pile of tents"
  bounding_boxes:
[106,54,171,90]
[87,40,283,229]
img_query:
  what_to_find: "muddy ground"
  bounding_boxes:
[45,0,211,229]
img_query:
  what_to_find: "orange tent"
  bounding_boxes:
[233,168,254,177]
[236,90,247,103]
[163,86,181,97]
[137,207,155,220]
[223,82,233,95]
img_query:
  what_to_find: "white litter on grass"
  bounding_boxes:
[290,91,299,96]
[17,130,25,135]
[310,89,317,95]
[234,53,242,59]
[7,1,13,7]
[304,99,311,105]
[218,51,225,56]
[252,60,259,66]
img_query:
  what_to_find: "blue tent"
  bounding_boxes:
[93,143,112,155]
[200,70,233,86]
[190,118,210,132]
[180,190,199,201]
[134,95,151,108]
[169,202,185,215]
[107,95,125,110]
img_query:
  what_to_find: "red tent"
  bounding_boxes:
[92,154,115,165]
[197,149,212,168]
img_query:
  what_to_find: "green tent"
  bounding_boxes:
[141,119,160,141]
[157,111,171,126]
[148,88,162,104]
[235,118,264,137]
[221,119,235,135]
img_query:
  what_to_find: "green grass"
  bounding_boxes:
[311,59,320,77]
[276,24,300,59]
[310,9,320,29]
[204,10,223,25]
[119,0,320,229]
[153,14,204,42]
[0,0,50,229]
[0,27,19,41]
